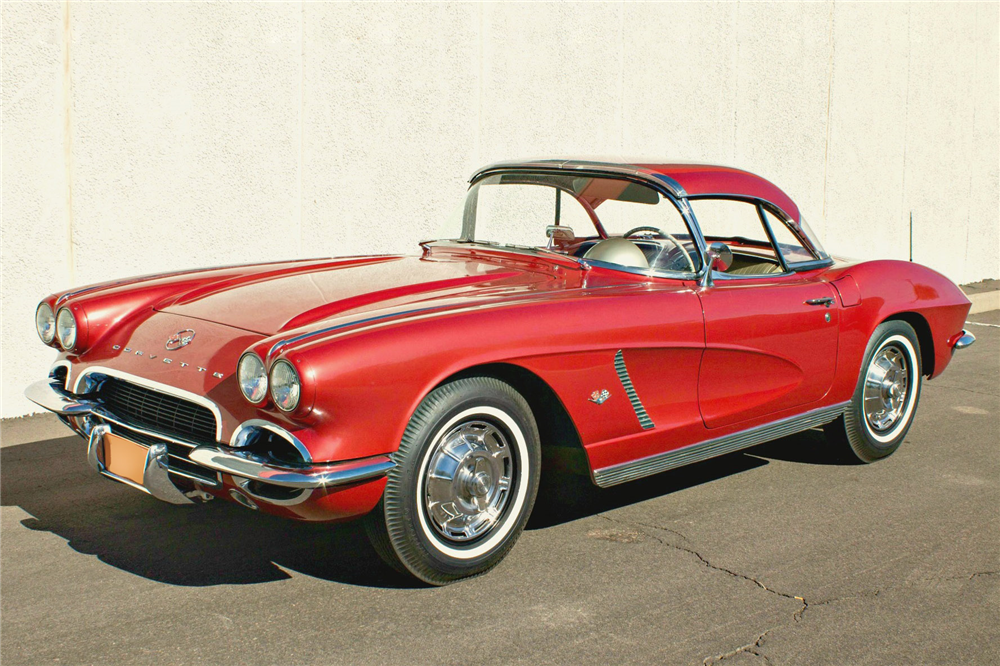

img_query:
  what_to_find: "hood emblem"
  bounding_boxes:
[165,329,196,351]
[589,389,611,405]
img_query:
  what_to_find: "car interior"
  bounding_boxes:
[464,172,816,277]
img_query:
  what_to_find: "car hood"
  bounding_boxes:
[154,253,564,336]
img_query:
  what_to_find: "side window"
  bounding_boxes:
[760,208,817,264]
[689,198,784,275]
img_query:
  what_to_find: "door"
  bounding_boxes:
[688,196,840,429]
[697,275,840,428]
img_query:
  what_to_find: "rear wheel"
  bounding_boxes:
[365,377,540,585]
[825,320,922,462]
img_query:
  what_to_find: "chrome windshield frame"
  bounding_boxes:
[462,167,710,283]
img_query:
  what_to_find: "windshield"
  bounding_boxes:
[440,172,702,275]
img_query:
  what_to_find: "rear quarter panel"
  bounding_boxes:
[826,259,971,404]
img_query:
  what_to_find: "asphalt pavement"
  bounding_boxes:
[2,312,998,665]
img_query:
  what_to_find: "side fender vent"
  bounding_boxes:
[614,350,655,430]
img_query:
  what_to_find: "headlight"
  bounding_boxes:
[269,360,301,412]
[238,353,268,404]
[36,303,56,344]
[56,308,77,350]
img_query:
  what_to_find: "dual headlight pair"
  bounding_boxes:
[36,303,77,350]
[238,353,300,412]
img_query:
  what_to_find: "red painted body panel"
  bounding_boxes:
[697,274,839,428]
[638,163,801,222]
[38,165,973,524]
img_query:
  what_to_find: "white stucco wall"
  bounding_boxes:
[2,1,998,418]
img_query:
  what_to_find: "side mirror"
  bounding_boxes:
[707,241,733,272]
[545,225,575,249]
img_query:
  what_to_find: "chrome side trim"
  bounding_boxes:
[73,366,224,441]
[952,330,976,350]
[614,350,655,430]
[230,419,313,463]
[268,305,443,358]
[188,446,394,489]
[593,401,849,487]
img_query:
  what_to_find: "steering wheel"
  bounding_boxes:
[623,226,695,272]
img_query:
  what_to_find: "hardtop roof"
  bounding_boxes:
[471,158,801,223]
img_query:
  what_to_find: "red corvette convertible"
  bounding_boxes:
[27,158,975,584]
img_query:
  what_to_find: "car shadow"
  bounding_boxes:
[745,427,864,466]
[529,428,856,529]
[1,434,417,589]
[3,428,854,588]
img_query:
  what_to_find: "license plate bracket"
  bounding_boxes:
[101,432,149,486]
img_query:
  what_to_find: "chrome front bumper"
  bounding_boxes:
[25,377,394,504]
[187,447,394,489]
[85,423,198,505]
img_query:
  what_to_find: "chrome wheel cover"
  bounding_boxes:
[863,343,910,432]
[423,420,514,543]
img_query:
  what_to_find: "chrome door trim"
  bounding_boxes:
[592,401,849,487]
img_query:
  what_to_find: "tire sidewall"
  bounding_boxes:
[386,378,540,582]
[849,321,922,457]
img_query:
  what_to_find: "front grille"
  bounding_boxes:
[96,377,217,444]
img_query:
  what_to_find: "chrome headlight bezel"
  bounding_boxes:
[237,352,268,404]
[269,359,301,413]
[36,302,56,344]
[55,307,77,350]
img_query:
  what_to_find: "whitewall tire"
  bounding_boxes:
[365,377,541,585]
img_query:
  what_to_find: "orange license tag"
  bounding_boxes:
[102,433,149,486]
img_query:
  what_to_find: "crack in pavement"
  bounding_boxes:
[593,513,893,664]
[593,512,994,662]
[968,571,998,580]
[703,628,771,665]
[915,571,999,582]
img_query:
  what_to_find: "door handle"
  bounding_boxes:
[805,297,835,307]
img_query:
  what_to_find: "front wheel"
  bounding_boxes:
[825,320,923,462]
[365,377,541,585]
